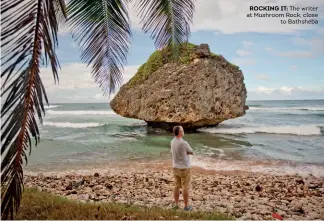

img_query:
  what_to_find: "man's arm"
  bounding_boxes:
[185,142,193,155]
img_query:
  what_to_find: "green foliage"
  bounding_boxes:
[229,62,239,69]
[128,43,222,86]
[17,188,233,220]
[129,51,164,86]
[2,0,197,219]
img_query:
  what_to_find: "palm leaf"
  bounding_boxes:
[1,0,66,219]
[67,0,132,95]
[132,0,195,58]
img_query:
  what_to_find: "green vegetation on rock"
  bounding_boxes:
[128,43,220,86]
[128,50,164,87]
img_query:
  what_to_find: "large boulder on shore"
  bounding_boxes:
[110,43,247,131]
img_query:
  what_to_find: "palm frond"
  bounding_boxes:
[1,0,66,219]
[67,0,132,95]
[132,0,195,57]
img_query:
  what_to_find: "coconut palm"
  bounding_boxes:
[1,0,195,219]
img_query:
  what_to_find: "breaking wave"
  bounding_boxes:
[47,110,116,116]
[43,122,104,128]
[199,124,324,136]
[249,106,324,112]
[44,105,61,109]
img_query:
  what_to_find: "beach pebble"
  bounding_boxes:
[277,209,287,217]
[24,169,324,220]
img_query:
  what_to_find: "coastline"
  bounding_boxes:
[24,160,324,220]
[24,155,324,178]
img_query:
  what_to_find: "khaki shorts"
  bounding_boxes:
[173,168,191,189]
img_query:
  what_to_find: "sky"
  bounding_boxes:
[39,0,324,103]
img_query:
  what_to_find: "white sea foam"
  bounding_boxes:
[47,110,116,115]
[303,107,324,111]
[207,147,226,157]
[24,157,324,178]
[44,122,104,128]
[249,106,324,112]
[191,156,324,178]
[44,105,61,109]
[199,124,323,136]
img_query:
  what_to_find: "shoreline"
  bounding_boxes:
[24,157,324,178]
[24,160,324,220]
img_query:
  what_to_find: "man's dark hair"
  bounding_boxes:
[173,126,182,136]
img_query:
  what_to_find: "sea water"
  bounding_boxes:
[20,100,324,176]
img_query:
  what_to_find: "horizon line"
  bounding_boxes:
[45,99,324,104]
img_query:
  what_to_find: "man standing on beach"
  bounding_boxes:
[170,126,193,211]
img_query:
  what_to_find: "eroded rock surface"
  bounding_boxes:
[110,44,247,131]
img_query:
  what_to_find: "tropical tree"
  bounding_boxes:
[1,0,195,219]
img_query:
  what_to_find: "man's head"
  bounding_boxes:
[173,126,184,138]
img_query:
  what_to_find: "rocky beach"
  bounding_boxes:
[24,161,324,220]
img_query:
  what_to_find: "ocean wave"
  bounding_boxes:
[209,147,226,157]
[249,106,324,112]
[131,122,148,126]
[199,124,324,136]
[44,122,104,128]
[248,104,263,107]
[299,107,324,111]
[42,122,147,131]
[191,157,324,177]
[284,113,324,118]
[45,105,61,109]
[47,110,116,115]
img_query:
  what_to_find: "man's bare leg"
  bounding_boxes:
[173,186,180,206]
[183,188,189,207]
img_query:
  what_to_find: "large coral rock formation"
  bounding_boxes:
[110,43,247,131]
